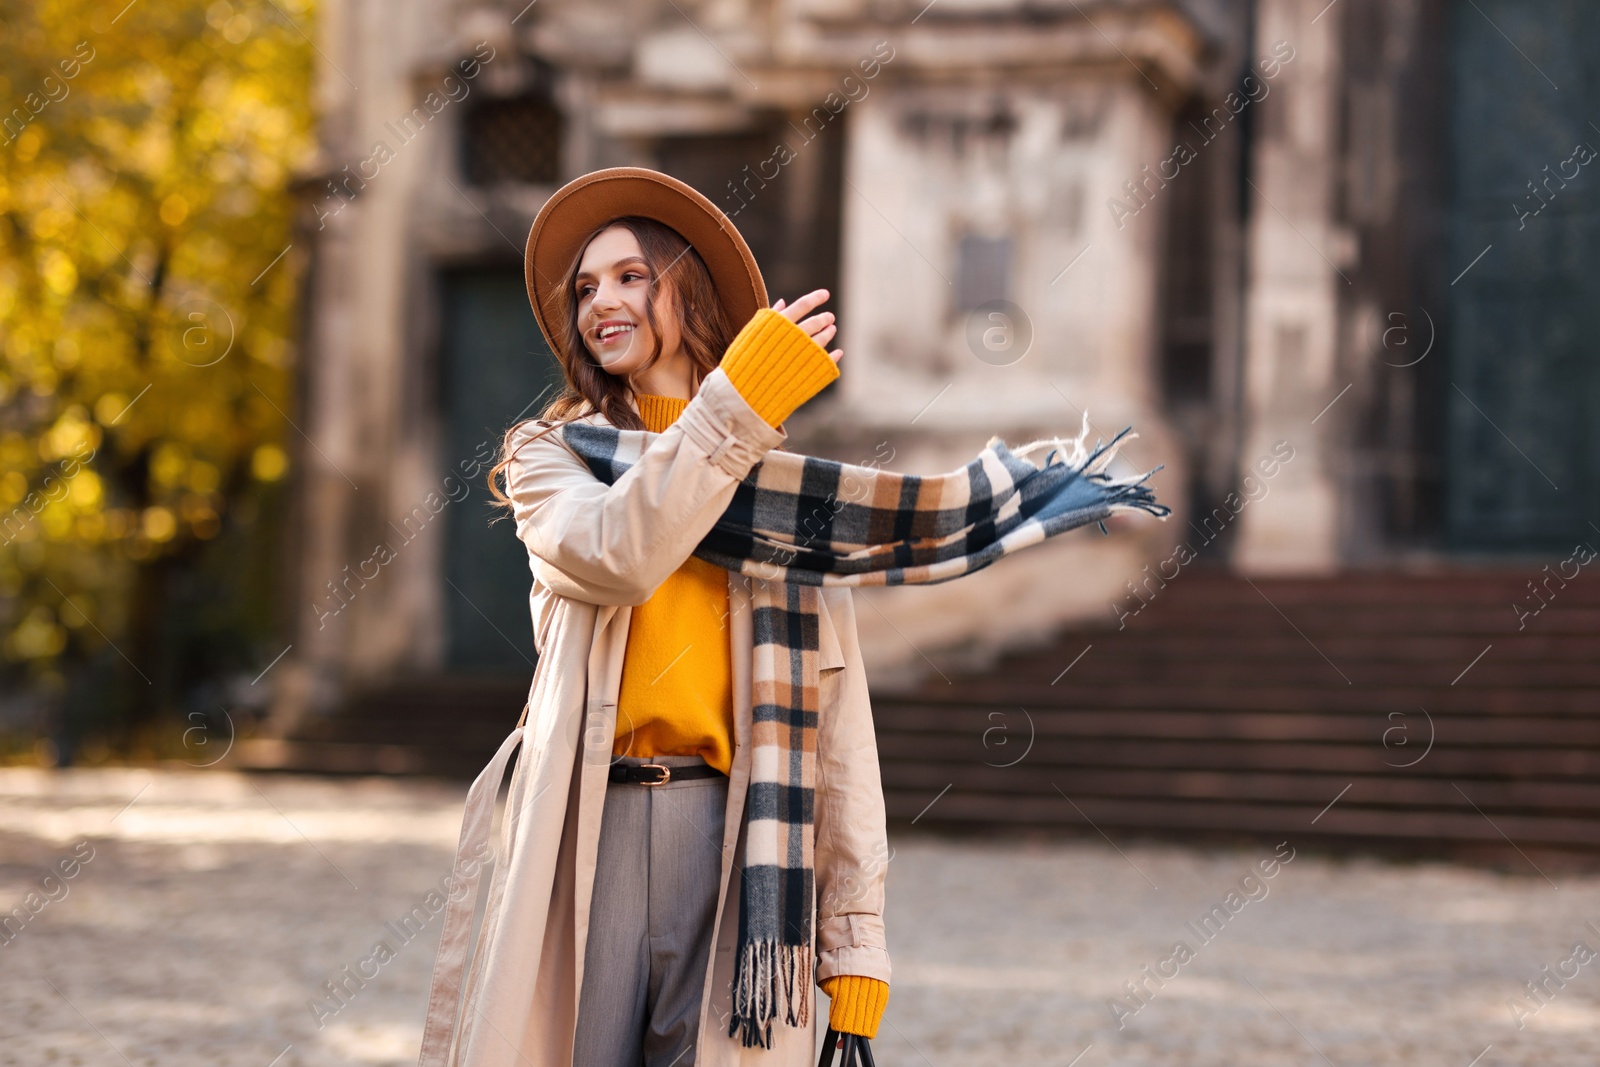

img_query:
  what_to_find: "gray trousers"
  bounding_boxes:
[573,755,730,1067]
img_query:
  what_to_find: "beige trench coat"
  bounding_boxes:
[418,367,892,1067]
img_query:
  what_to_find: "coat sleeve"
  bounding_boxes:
[504,365,787,607]
[813,585,893,986]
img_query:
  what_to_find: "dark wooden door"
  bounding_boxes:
[1446,0,1600,551]
[438,267,564,671]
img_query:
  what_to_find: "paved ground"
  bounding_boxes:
[1,767,1597,1066]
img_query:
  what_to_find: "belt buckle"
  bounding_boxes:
[639,763,672,786]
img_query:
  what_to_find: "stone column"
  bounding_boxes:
[274,2,472,724]
[1232,0,1348,574]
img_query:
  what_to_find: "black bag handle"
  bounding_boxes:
[818,1027,876,1067]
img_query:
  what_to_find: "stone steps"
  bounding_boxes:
[871,566,1600,855]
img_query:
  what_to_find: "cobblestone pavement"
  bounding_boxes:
[1,767,1596,1066]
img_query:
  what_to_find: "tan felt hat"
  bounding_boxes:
[523,166,768,357]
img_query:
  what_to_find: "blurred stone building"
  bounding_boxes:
[258,0,1599,802]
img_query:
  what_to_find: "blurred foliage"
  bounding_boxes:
[0,0,314,754]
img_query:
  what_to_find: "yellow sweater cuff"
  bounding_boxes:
[719,308,840,428]
[820,974,889,1038]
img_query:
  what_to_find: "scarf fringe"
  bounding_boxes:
[728,939,814,1049]
[1014,411,1146,479]
[1012,413,1172,524]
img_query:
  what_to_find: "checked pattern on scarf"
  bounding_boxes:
[560,412,1169,1046]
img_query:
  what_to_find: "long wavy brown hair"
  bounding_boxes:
[487,215,739,511]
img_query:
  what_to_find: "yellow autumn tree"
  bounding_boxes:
[0,0,314,755]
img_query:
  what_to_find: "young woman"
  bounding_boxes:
[426,168,891,1067]
[418,168,1169,1067]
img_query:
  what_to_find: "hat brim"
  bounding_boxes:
[523,167,768,359]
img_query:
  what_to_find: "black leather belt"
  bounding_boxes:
[608,762,725,786]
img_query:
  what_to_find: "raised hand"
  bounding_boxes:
[773,289,843,364]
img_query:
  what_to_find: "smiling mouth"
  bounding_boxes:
[595,324,636,346]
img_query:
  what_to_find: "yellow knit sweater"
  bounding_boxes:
[613,308,888,1038]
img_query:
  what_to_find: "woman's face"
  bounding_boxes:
[573,224,682,378]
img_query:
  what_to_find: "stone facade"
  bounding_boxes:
[275,0,1549,721]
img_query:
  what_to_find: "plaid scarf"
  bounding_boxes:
[561,414,1168,1047]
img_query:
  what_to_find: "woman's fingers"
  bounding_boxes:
[799,313,835,339]
[776,288,829,323]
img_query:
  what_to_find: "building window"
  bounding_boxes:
[461,92,563,186]
[953,233,1011,314]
